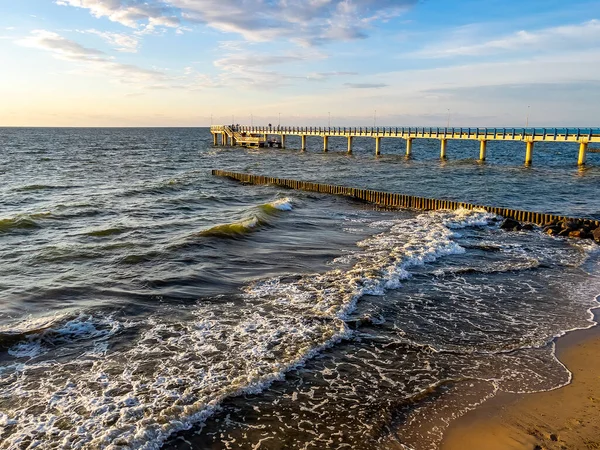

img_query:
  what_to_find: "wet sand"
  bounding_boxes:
[442,310,600,450]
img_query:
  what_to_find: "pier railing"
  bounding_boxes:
[210,125,600,165]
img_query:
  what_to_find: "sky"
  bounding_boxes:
[1,0,599,127]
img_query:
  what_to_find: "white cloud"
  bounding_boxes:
[19,29,105,60]
[345,82,387,88]
[85,29,140,52]
[56,0,417,45]
[413,19,600,58]
[17,30,164,84]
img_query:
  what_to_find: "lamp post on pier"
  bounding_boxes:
[447,109,450,128]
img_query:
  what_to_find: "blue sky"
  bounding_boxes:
[1,0,599,126]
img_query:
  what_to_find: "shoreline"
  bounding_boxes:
[442,306,600,450]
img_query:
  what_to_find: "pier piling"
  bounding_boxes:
[323,136,329,152]
[479,140,487,161]
[406,138,413,157]
[525,141,534,165]
[375,137,382,156]
[301,135,307,152]
[579,141,588,166]
[440,139,447,160]
[347,136,353,154]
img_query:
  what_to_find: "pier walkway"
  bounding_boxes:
[210,125,600,165]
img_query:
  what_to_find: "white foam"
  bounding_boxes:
[269,197,293,211]
[0,208,498,449]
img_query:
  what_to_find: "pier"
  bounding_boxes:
[210,125,600,166]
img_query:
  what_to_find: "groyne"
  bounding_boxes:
[211,169,600,229]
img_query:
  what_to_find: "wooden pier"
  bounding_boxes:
[210,125,600,166]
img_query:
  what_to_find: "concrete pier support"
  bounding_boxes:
[375,137,382,156]
[440,139,447,159]
[347,136,353,154]
[301,135,307,151]
[578,141,588,165]
[281,135,286,149]
[221,133,226,146]
[525,141,534,165]
[479,140,487,161]
[323,136,329,152]
[212,133,217,146]
[406,138,413,157]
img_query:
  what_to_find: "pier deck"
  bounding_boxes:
[211,125,600,165]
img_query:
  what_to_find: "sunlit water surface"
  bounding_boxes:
[1,128,599,450]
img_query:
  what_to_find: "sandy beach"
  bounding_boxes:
[443,310,600,450]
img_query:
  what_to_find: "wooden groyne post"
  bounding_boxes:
[211,169,600,229]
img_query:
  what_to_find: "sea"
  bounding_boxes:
[1,127,600,450]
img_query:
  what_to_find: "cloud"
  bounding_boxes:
[56,0,180,30]
[56,0,417,45]
[413,19,600,58]
[84,29,140,52]
[19,29,105,60]
[214,50,326,69]
[345,82,388,88]
[307,71,358,81]
[17,30,164,83]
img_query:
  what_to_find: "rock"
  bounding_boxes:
[569,230,584,238]
[500,218,521,230]
[593,227,600,243]
[558,229,571,237]
[550,434,558,442]
[521,223,534,231]
[562,220,580,230]
[544,226,560,235]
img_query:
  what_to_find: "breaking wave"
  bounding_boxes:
[199,197,293,239]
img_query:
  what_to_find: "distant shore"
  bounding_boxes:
[442,308,600,450]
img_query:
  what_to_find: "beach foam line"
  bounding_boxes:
[0,208,492,450]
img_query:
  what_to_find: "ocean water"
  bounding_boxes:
[1,127,599,450]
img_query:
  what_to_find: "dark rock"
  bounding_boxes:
[593,227,600,243]
[558,229,571,237]
[521,223,534,231]
[550,434,558,442]
[544,219,558,227]
[569,230,584,238]
[501,218,521,230]
[562,220,580,230]
[544,226,560,235]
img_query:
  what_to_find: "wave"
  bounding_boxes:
[2,313,123,359]
[199,198,293,239]
[14,184,72,192]
[0,208,503,450]
[84,226,127,237]
[0,215,42,233]
[199,216,262,238]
